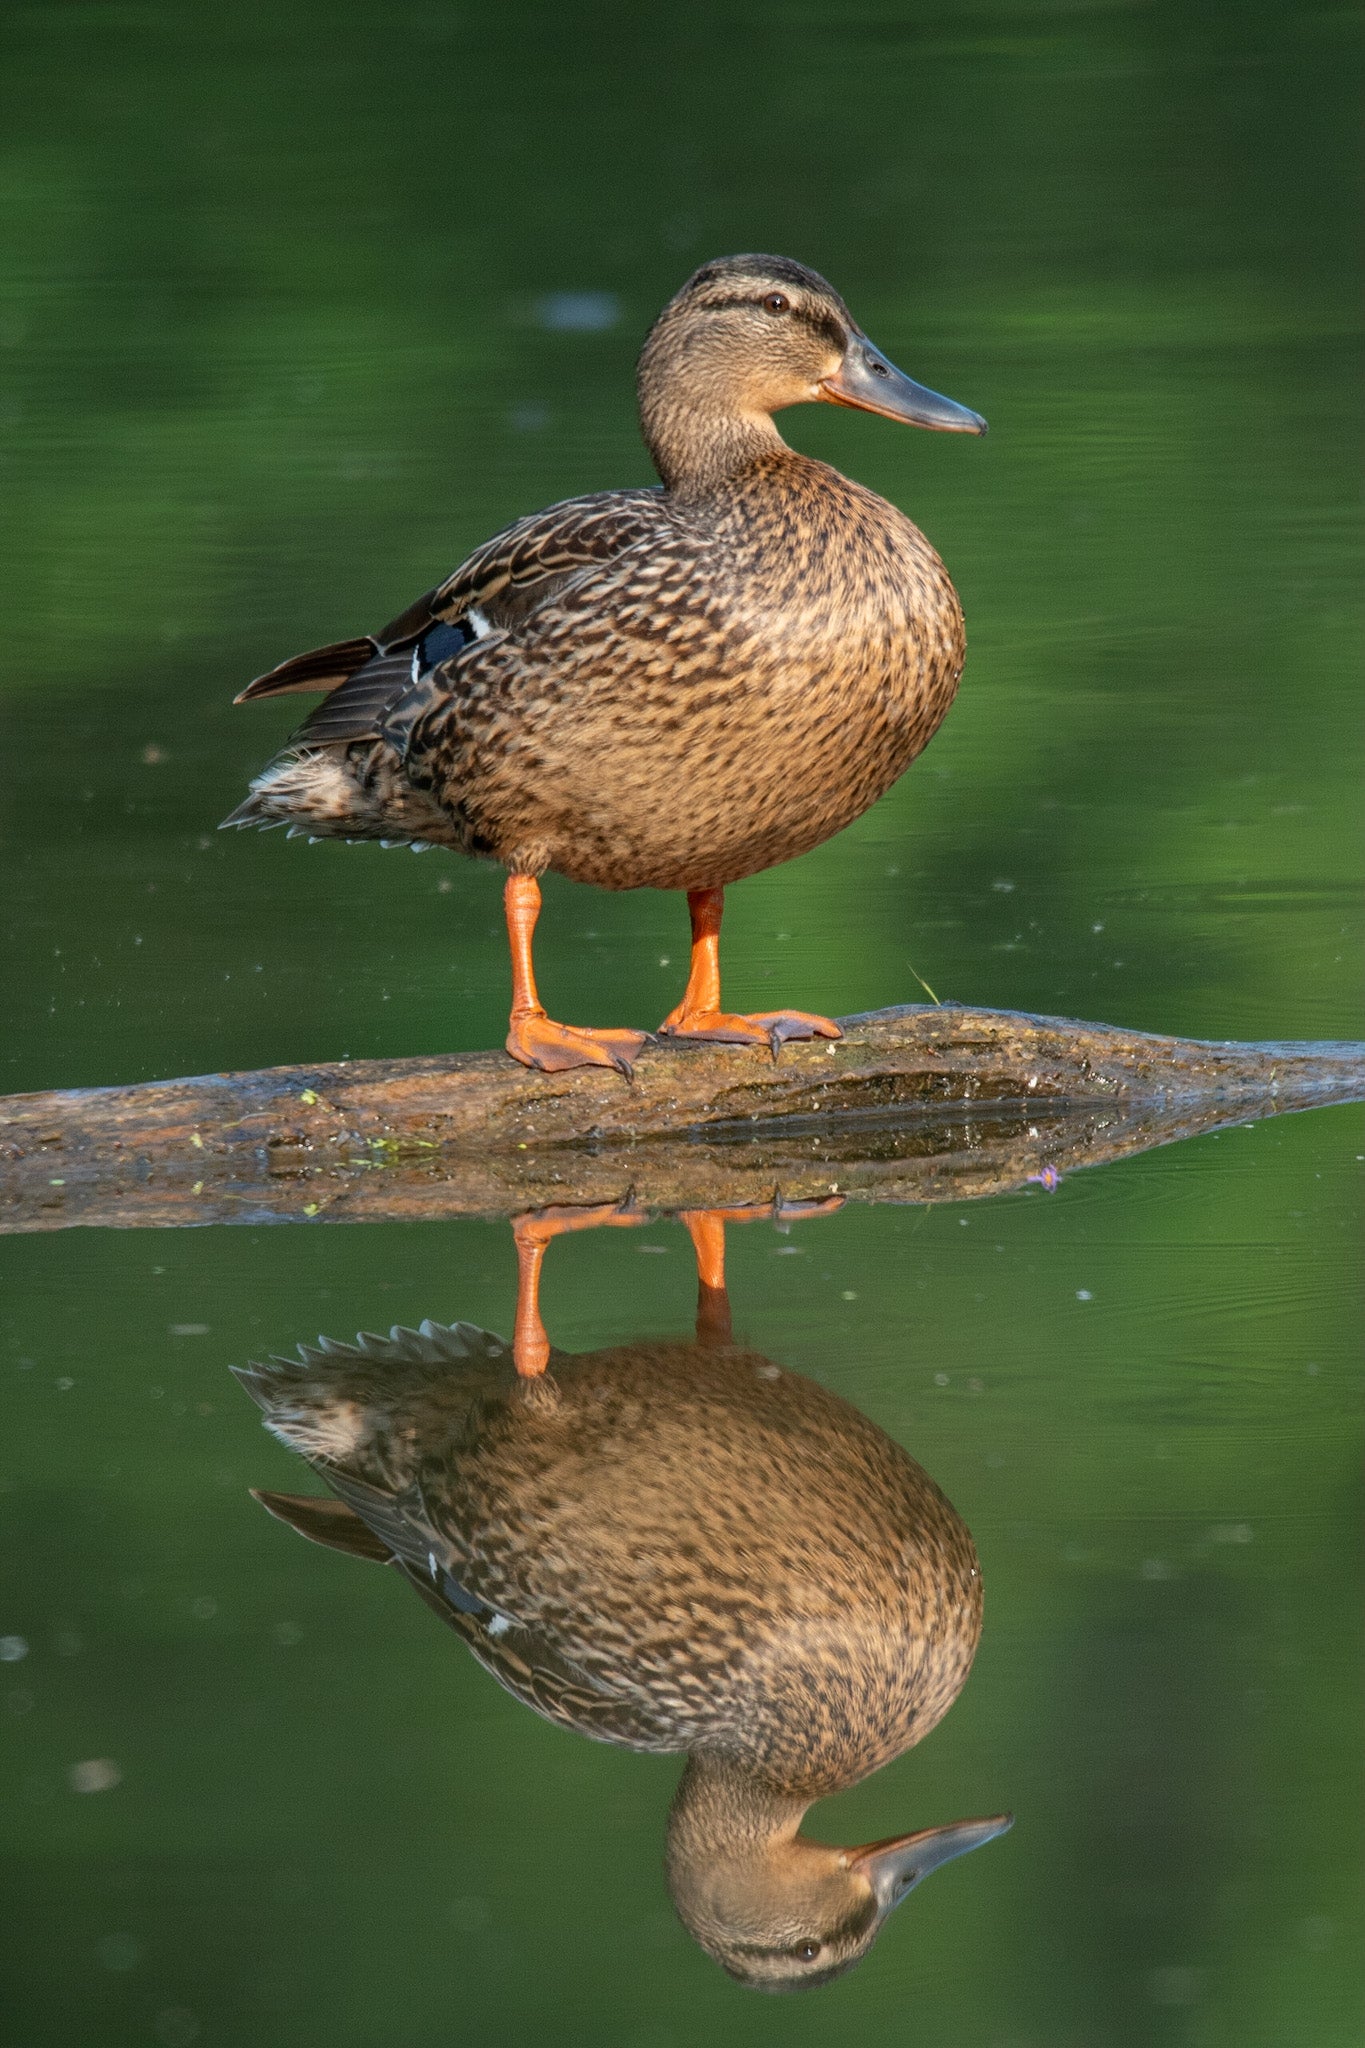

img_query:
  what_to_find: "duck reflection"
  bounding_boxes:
[236,1204,1009,1989]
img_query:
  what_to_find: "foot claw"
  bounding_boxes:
[507,1013,650,1077]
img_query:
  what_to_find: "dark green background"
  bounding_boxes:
[1,1,1360,2043]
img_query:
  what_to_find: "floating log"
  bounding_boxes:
[1,1004,1361,1234]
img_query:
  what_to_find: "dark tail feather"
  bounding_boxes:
[251,1488,394,1563]
[289,649,420,746]
[234,637,378,703]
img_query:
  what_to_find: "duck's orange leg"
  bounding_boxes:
[511,1198,648,1375]
[658,887,842,1052]
[504,875,650,1076]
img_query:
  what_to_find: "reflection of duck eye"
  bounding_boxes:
[798,1940,820,1961]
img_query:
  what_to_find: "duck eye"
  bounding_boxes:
[798,1940,820,1962]
[763,292,790,314]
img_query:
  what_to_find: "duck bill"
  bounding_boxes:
[850,1813,1013,1917]
[819,341,987,434]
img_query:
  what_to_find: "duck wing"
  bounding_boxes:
[233,487,668,749]
[253,1456,677,1752]
[431,486,667,629]
[237,1317,679,1750]
[325,1460,678,1750]
[400,1560,679,1752]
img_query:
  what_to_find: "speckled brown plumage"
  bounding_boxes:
[401,458,964,893]
[224,254,985,1070]
[237,1321,981,1773]
[236,1291,1005,1987]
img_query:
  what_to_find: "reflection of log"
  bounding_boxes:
[1,1003,1361,1235]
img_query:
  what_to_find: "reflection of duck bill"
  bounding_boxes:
[851,1813,1014,1917]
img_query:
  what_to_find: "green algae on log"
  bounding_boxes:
[1,1003,1361,1234]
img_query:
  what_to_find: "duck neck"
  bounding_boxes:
[639,391,787,498]
[666,1754,807,1863]
[665,1756,827,1948]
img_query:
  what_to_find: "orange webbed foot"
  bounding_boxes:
[506,1009,650,1077]
[746,1010,843,1047]
[657,1008,842,1054]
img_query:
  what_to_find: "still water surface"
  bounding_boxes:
[1,0,1361,2042]
[3,1127,1361,2045]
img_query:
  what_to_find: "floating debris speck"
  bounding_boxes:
[534,290,621,332]
[70,1758,122,1794]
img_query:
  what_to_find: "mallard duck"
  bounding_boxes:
[224,255,985,1074]
[235,1207,1009,1990]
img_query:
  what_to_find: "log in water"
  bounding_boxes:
[2,1003,1361,1233]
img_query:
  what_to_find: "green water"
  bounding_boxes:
[1,0,1361,2042]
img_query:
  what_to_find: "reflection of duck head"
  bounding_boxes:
[236,1206,1009,1989]
[667,1769,1008,1990]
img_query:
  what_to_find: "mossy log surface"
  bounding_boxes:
[1,1003,1361,1233]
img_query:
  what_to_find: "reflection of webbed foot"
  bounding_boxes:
[657,1007,842,1054]
[506,1008,649,1077]
[514,1199,649,1243]
[680,1195,847,1230]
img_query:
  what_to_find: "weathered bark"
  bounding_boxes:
[2,1004,1360,1233]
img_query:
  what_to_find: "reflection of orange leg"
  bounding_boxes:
[679,1195,847,1348]
[510,1199,648,1375]
[680,1212,733,1347]
[503,876,649,1077]
[658,887,841,1053]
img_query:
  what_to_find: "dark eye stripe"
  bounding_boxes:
[822,1895,879,1945]
[728,1939,817,1962]
[689,295,847,352]
[690,293,767,313]
[802,309,847,353]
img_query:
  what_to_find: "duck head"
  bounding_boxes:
[667,1757,1011,1991]
[638,253,986,490]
